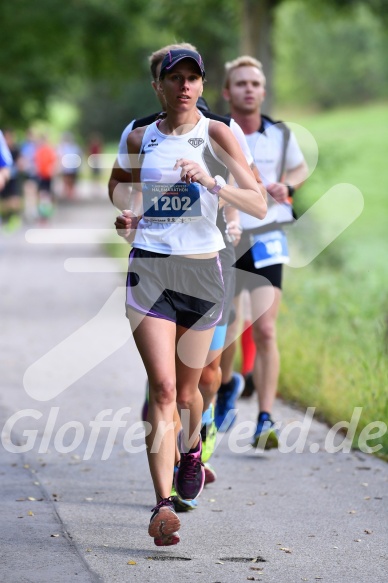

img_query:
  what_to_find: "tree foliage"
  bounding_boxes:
[1,0,387,135]
[0,0,147,127]
[275,1,388,108]
[78,0,241,139]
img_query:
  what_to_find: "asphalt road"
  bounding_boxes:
[0,196,387,583]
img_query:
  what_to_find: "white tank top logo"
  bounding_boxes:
[188,138,204,148]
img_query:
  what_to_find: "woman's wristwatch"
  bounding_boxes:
[208,175,226,195]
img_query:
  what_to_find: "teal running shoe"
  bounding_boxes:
[170,475,198,512]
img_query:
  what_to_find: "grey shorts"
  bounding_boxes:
[126,248,225,330]
[218,240,236,326]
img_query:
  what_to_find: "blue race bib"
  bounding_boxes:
[142,181,202,223]
[250,230,290,268]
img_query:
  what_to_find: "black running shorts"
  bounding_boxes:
[126,248,225,330]
[234,240,283,295]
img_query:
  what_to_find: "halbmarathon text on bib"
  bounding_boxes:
[142,181,202,223]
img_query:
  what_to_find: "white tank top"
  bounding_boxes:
[132,116,226,255]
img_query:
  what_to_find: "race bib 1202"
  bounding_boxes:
[142,181,202,223]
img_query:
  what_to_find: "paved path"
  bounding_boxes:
[0,197,387,583]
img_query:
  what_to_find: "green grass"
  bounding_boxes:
[275,101,388,455]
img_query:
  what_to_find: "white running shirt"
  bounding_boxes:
[239,119,304,230]
[132,116,226,255]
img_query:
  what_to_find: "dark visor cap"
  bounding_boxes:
[160,49,205,79]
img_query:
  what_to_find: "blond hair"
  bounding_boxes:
[223,55,266,89]
[148,42,198,80]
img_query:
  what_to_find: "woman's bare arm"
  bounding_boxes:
[208,121,267,219]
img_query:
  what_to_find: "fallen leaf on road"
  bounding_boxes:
[27,497,36,501]
[51,534,60,538]
[27,511,34,516]
[348,510,356,514]
[215,560,224,564]
[364,529,372,534]
[127,560,136,565]
[354,539,361,542]
[280,547,292,553]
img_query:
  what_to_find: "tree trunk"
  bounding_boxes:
[240,0,277,114]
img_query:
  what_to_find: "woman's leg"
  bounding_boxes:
[128,309,177,503]
[173,326,214,500]
[175,325,214,450]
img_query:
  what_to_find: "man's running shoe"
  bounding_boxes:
[201,404,217,463]
[240,372,255,398]
[141,380,149,422]
[174,431,204,501]
[204,462,217,485]
[170,483,198,513]
[252,412,279,450]
[148,498,180,546]
[215,372,245,432]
